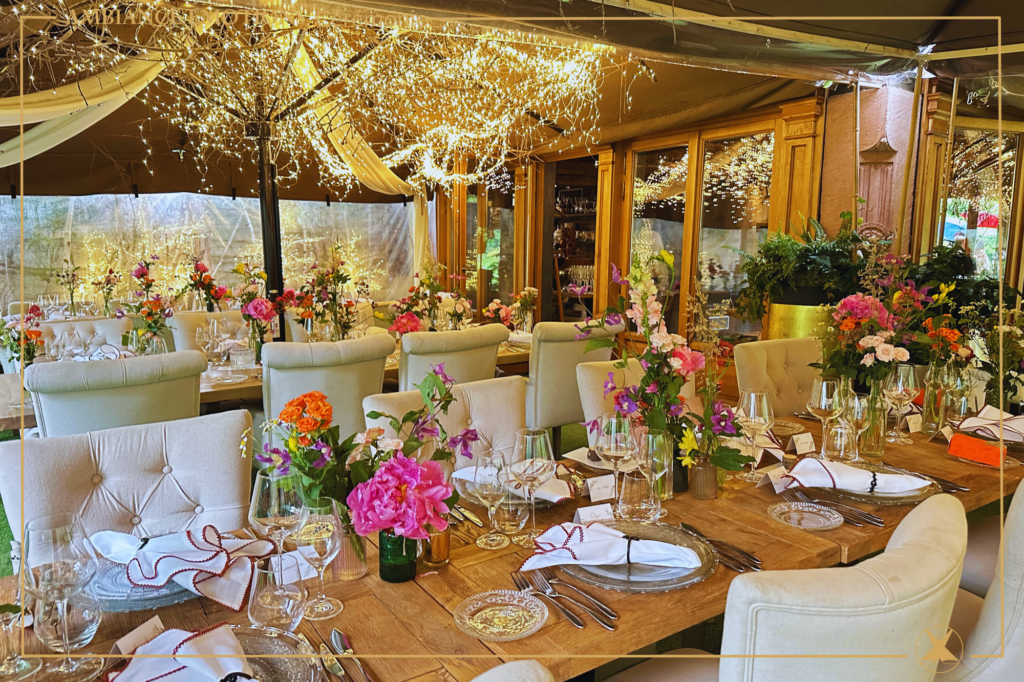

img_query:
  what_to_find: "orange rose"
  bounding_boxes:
[307,400,333,423]
[279,405,303,424]
[298,435,311,447]
[285,396,307,410]
[296,417,319,434]
[302,391,327,402]
[24,329,41,340]
[839,319,856,331]
[299,310,314,319]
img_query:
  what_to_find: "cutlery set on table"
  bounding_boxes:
[304,629,374,682]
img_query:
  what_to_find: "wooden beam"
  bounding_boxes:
[853,81,860,227]
[937,78,960,247]
[896,64,924,255]
[929,43,1024,61]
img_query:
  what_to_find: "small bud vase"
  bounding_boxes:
[688,458,718,500]
[378,530,417,583]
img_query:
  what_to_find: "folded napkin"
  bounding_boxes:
[562,447,638,473]
[956,405,1024,443]
[725,434,785,467]
[508,331,532,346]
[781,458,930,494]
[452,465,574,504]
[520,522,700,571]
[91,526,274,611]
[109,623,252,682]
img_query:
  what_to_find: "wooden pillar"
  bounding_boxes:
[767,93,826,234]
[513,165,529,294]
[593,147,623,312]
[450,158,468,294]
[911,82,954,260]
[435,190,452,288]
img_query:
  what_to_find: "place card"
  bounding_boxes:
[940,425,955,442]
[788,432,815,454]
[585,474,616,502]
[948,432,1005,467]
[905,414,923,433]
[756,463,791,493]
[112,615,164,655]
[574,503,615,524]
[272,550,319,583]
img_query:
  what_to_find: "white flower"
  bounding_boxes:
[861,353,876,366]
[668,356,683,371]
[957,347,972,358]
[379,437,405,452]
[858,335,883,349]
[649,331,673,353]
[875,344,896,362]
[893,347,910,362]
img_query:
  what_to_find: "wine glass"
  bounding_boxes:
[33,591,102,663]
[807,378,842,457]
[21,513,102,681]
[470,451,511,550]
[508,428,556,546]
[644,430,673,516]
[294,498,344,620]
[619,435,661,521]
[249,470,308,583]
[736,389,775,482]
[885,363,920,445]
[247,555,306,632]
[0,609,41,680]
[843,393,870,461]
[195,326,211,357]
[595,414,638,504]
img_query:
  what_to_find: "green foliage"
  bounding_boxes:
[911,243,1018,319]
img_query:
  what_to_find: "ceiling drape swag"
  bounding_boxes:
[0,99,131,168]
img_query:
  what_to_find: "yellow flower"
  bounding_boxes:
[258,272,268,280]
[677,453,696,468]
[678,429,698,453]
[892,291,902,304]
[658,249,674,267]
[287,435,298,451]
[935,282,955,303]
[233,263,246,275]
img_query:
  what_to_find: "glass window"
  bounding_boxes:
[699,132,775,336]
[630,145,688,332]
[940,129,1020,278]
[464,183,479,304]
[463,175,515,309]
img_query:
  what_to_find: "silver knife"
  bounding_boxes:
[332,629,375,682]
[448,506,466,523]
[319,642,352,681]
[455,505,484,527]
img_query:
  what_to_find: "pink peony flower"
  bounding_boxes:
[389,311,423,336]
[241,297,276,322]
[671,346,706,377]
[833,293,893,330]
[346,455,452,540]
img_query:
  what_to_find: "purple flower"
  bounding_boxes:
[603,372,617,397]
[606,312,623,326]
[115,308,125,319]
[256,444,292,475]
[640,359,650,370]
[311,440,332,468]
[163,308,174,318]
[645,383,658,394]
[667,402,684,417]
[567,283,592,297]
[901,333,915,345]
[876,275,895,288]
[710,401,737,436]
[574,324,592,341]
[613,390,638,416]
[411,414,441,439]
[447,428,479,458]
[432,362,454,385]
[611,263,626,285]
[149,254,160,260]
[581,418,601,434]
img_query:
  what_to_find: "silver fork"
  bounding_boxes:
[511,571,584,628]
[529,571,616,630]
[537,567,617,620]
[783,490,863,526]
[792,489,884,526]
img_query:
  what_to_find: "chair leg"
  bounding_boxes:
[552,425,562,457]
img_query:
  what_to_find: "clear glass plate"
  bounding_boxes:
[560,520,717,593]
[454,590,548,642]
[952,454,1021,469]
[91,558,197,613]
[231,626,318,681]
[813,461,941,506]
[771,420,806,438]
[768,502,844,531]
[209,374,247,385]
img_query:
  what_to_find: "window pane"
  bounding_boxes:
[699,132,774,337]
[630,145,688,333]
[465,183,479,304]
[940,129,1020,278]
[480,182,515,304]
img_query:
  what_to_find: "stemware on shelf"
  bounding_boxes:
[470,450,512,550]
[807,377,842,457]
[21,513,102,682]
[595,414,638,510]
[508,428,556,546]
[247,555,306,632]
[248,470,308,583]
[735,389,775,482]
[294,498,344,620]
[884,363,919,445]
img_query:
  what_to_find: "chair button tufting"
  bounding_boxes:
[162,465,173,474]
[783,363,788,369]
[130,516,141,525]
[91,474,102,484]
[797,388,803,394]
[195,505,205,514]
[466,418,473,426]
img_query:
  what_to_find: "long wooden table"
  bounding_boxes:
[3,417,1019,681]
[0,346,531,431]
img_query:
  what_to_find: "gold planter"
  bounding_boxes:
[763,304,831,340]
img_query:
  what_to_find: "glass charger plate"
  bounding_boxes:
[768,502,843,531]
[809,461,941,506]
[560,520,717,594]
[771,420,806,438]
[209,374,248,385]
[952,454,1022,469]
[231,626,318,682]
[91,558,198,612]
[454,590,548,642]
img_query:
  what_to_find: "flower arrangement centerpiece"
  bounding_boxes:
[117,256,173,354]
[446,297,474,330]
[50,259,81,315]
[483,299,514,330]
[388,310,424,337]
[0,305,44,368]
[299,251,356,339]
[182,257,228,312]
[415,258,446,327]
[91,269,121,316]
[976,309,1024,411]
[233,261,280,360]
[511,287,539,332]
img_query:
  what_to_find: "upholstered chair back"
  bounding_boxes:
[525,322,622,430]
[24,350,206,437]
[734,337,821,417]
[262,334,396,445]
[37,317,132,346]
[950,491,1024,681]
[169,310,246,352]
[363,376,526,471]
[399,324,509,392]
[0,410,253,539]
[7,301,32,316]
[718,494,966,682]
[470,661,553,682]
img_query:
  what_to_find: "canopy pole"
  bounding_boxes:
[896,64,924,256]
[255,131,286,341]
[938,78,960,253]
[852,81,860,229]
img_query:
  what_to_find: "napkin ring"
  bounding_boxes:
[220,674,256,682]
[623,535,641,564]
[868,472,878,494]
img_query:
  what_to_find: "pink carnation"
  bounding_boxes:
[346,455,452,540]
[833,293,892,330]
[131,265,149,279]
[389,311,423,336]
[241,297,276,322]
[671,346,706,377]
[194,261,209,273]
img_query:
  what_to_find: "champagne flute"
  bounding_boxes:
[885,363,919,445]
[470,450,511,550]
[508,428,556,546]
[595,414,638,504]
[736,389,775,482]
[294,497,344,620]
[21,513,102,681]
[843,393,870,461]
[249,470,308,583]
[807,378,842,458]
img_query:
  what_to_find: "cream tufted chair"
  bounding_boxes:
[7,301,33,316]
[24,350,206,437]
[470,661,553,682]
[363,376,526,471]
[399,324,509,392]
[525,322,622,452]
[607,494,967,682]
[0,411,253,539]
[168,309,247,352]
[945,491,1024,680]
[734,337,821,417]
[262,335,396,446]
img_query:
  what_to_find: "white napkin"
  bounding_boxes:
[508,331,532,346]
[91,526,274,611]
[520,522,700,571]
[957,405,1024,443]
[452,465,574,504]
[781,458,930,493]
[724,434,785,467]
[562,447,638,473]
[110,623,252,681]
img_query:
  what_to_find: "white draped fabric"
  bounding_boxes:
[0,99,132,168]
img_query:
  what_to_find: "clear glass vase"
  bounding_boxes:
[332,529,367,581]
[921,360,947,436]
[859,379,887,458]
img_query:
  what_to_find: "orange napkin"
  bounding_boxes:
[948,432,1005,467]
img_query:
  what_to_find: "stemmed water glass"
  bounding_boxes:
[508,428,556,547]
[885,363,919,444]
[736,389,774,482]
[249,469,308,582]
[595,414,637,504]
[21,513,102,681]
[807,378,842,458]
[0,609,41,680]
[470,450,511,550]
[842,392,870,461]
[195,326,212,358]
[294,497,344,620]
[247,555,306,632]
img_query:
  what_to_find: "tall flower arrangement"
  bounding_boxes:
[233,262,282,358]
[299,251,356,338]
[118,256,173,352]
[182,258,228,312]
[511,287,538,329]
[483,299,513,329]
[50,259,81,315]
[0,305,44,367]
[447,297,474,330]
[91,269,121,316]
